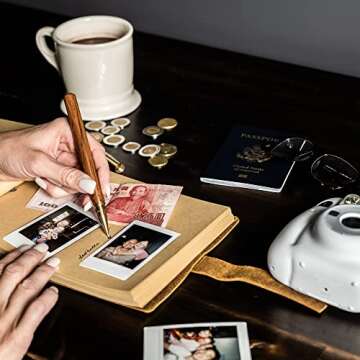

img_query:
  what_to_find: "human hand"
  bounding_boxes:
[0,117,110,199]
[0,244,59,360]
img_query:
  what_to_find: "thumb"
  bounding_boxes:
[30,152,96,194]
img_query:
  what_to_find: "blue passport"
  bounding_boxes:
[200,126,295,192]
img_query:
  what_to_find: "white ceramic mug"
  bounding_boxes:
[36,16,141,120]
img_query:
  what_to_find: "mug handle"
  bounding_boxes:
[35,26,59,71]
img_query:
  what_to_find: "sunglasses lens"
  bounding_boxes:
[311,154,359,190]
[271,137,314,162]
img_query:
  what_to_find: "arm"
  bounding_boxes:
[0,118,110,201]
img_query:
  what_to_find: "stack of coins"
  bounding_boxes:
[140,118,178,169]
[86,116,178,170]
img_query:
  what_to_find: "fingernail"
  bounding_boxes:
[49,286,59,294]
[106,184,111,199]
[33,243,49,253]
[79,178,96,194]
[35,177,47,190]
[46,257,60,268]
[51,186,71,198]
[19,244,32,253]
[83,201,93,212]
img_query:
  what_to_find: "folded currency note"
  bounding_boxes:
[27,183,182,227]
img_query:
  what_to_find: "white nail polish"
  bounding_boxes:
[79,178,96,194]
[83,201,93,212]
[106,184,111,199]
[46,257,60,268]
[19,244,32,253]
[35,177,47,190]
[33,243,49,253]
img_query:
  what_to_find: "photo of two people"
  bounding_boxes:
[96,222,173,269]
[81,220,179,280]
[163,325,242,360]
[19,205,98,252]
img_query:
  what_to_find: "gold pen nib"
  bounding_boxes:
[101,221,111,239]
[95,203,111,239]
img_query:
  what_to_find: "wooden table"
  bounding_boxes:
[1,3,360,359]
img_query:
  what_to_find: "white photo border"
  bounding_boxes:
[80,220,180,281]
[3,202,99,259]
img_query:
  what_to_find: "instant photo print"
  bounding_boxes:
[4,203,99,258]
[80,220,179,280]
[144,322,252,360]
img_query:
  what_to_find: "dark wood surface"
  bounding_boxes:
[1,3,360,359]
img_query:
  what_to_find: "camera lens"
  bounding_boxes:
[342,217,360,229]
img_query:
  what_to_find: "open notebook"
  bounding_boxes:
[0,119,238,312]
[0,176,237,311]
[0,119,326,314]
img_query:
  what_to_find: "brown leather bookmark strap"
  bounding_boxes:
[192,256,327,314]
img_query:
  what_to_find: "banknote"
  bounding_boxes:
[27,183,182,227]
[26,183,120,212]
[26,189,77,212]
[106,183,182,227]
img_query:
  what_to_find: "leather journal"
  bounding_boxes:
[0,119,327,314]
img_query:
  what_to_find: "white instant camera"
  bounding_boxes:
[268,194,360,312]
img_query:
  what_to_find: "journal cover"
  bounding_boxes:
[0,118,238,311]
[0,176,237,311]
[0,119,327,314]
[201,126,295,192]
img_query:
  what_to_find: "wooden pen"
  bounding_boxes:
[64,93,111,238]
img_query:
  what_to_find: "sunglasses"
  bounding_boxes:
[271,137,359,190]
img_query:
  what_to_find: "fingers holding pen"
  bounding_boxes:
[29,151,97,196]
[87,133,111,198]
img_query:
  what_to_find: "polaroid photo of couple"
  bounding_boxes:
[144,322,252,360]
[80,220,180,281]
[4,203,99,258]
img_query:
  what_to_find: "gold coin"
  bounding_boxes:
[122,141,141,154]
[85,120,106,131]
[157,117,178,131]
[138,144,161,157]
[148,155,168,169]
[142,125,164,139]
[160,143,177,158]
[103,135,126,147]
[101,126,121,135]
[111,117,131,129]
[90,132,105,143]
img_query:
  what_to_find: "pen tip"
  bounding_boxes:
[102,223,111,239]
[95,203,111,238]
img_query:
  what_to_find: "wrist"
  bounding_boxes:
[0,130,25,181]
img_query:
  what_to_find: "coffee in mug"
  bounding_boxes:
[36,16,141,120]
[71,37,118,45]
